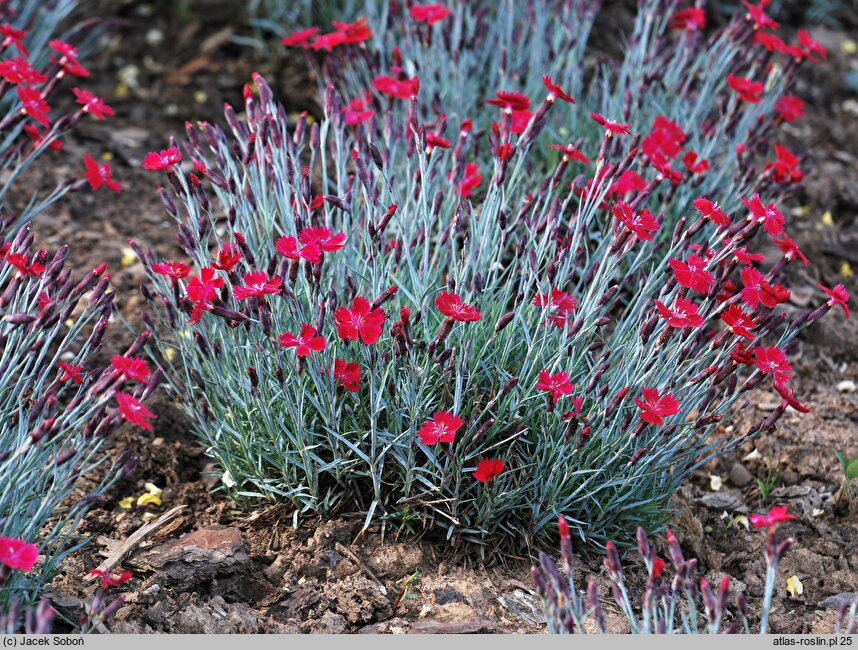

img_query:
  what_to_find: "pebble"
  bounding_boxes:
[729,462,754,487]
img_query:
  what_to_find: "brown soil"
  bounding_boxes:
[19,0,858,634]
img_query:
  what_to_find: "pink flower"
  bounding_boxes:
[451,162,482,198]
[0,56,46,84]
[279,324,327,358]
[89,567,133,589]
[115,392,156,431]
[233,271,282,300]
[334,296,385,344]
[741,193,784,237]
[58,361,84,385]
[613,202,659,241]
[0,24,29,56]
[417,411,463,445]
[749,505,795,529]
[727,74,763,103]
[549,144,589,164]
[670,7,705,30]
[693,197,731,228]
[372,75,420,100]
[83,155,122,192]
[186,267,224,305]
[23,124,62,151]
[0,537,39,572]
[473,458,504,483]
[275,234,321,264]
[485,90,531,113]
[773,233,808,266]
[110,355,151,383]
[142,146,181,171]
[281,26,319,48]
[72,88,114,120]
[775,95,805,122]
[634,387,679,425]
[435,291,481,322]
[532,288,577,328]
[721,305,756,341]
[536,369,573,404]
[542,75,575,104]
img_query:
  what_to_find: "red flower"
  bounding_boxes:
[775,383,811,413]
[473,458,504,483]
[58,361,84,385]
[372,75,419,100]
[279,324,327,358]
[651,556,666,578]
[23,124,62,151]
[749,505,795,529]
[536,369,573,404]
[765,145,803,184]
[48,39,78,60]
[721,305,756,340]
[775,95,805,123]
[740,266,790,309]
[731,246,765,266]
[5,252,44,277]
[656,296,705,329]
[72,88,114,120]
[83,155,122,192]
[142,146,181,171]
[634,387,679,425]
[590,112,631,135]
[742,1,779,30]
[332,17,373,45]
[152,261,190,282]
[608,170,646,197]
[281,26,319,48]
[186,267,224,305]
[741,193,784,237]
[497,143,515,161]
[17,86,51,127]
[753,345,793,386]
[89,567,133,589]
[426,132,451,150]
[451,162,482,198]
[818,283,850,318]
[732,342,755,366]
[773,233,808,266]
[333,359,361,392]
[485,90,530,113]
[0,24,29,56]
[233,271,282,300]
[682,151,709,175]
[642,115,686,161]
[549,144,589,164]
[510,109,533,134]
[345,92,374,125]
[533,288,577,328]
[693,197,731,228]
[542,75,574,104]
[115,392,156,431]
[275,234,321,264]
[670,7,705,30]
[435,291,481,322]
[0,56,46,85]
[110,355,151,383]
[409,3,452,24]
[0,537,39,572]
[212,243,242,271]
[298,226,347,253]
[334,296,385,344]
[798,29,826,62]
[669,254,713,294]
[418,411,463,445]
[613,202,659,241]
[727,74,763,103]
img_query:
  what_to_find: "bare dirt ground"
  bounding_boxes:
[19,0,858,633]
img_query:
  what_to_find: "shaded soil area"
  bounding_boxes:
[16,0,858,634]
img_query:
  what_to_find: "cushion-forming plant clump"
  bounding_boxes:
[534,510,858,634]
[0,217,151,618]
[137,43,847,549]
[0,0,120,228]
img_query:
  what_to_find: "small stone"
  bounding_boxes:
[729,462,754,487]
[409,618,498,634]
[307,611,348,634]
[837,380,856,393]
[433,587,464,605]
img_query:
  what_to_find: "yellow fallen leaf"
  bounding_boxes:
[120,247,138,268]
[118,496,134,509]
[821,211,834,226]
[786,575,803,598]
[137,492,162,507]
[142,512,157,522]
[144,482,162,497]
[115,82,129,99]
[101,152,113,162]
[842,39,857,55]
[811,508,824,517]
[709,474,723,491]
[797,205,811,217]
[734,514,750,530]
[165,347,176,362]
[840,261,854,278]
